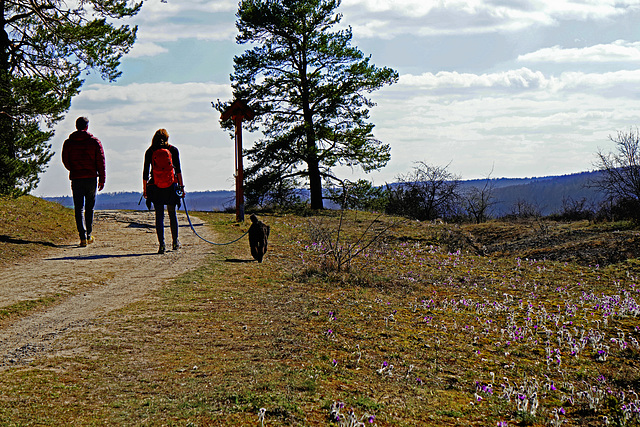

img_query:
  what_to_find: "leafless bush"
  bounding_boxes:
[306,212,397,272]
[549,196,595,221]
[463,171,497,224]
[504,199,542,220]
[594,128,640,202]
[385,162,462,221]
[593,127,640,220]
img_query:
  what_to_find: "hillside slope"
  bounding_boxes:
[0,195,76,265]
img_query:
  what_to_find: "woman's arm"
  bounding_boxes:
[143,148,152,198]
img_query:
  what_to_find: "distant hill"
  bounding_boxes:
[43,171,607,217]
[45,190,236,212]
[463,170,605,217]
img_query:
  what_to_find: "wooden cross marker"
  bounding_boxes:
[221,99,255,222]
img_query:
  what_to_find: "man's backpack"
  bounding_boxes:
[152,146,176,188]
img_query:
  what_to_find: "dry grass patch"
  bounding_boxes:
[0,195,76,266]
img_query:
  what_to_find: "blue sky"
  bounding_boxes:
[35,0,640,196]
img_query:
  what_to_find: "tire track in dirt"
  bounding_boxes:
[0,210,216,368]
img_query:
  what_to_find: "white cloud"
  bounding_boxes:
[341,0,441,16]
[518,40,640,63]
[340,0,640,37]
[135,0,237,21]
[138,22,236,42]
[398,68,551,90]
[559,69,640,89]
[350,65,640,183]
[395,67,640,98]
[123,0,237,56]
[127,42,169,58]
[538,0,640,20]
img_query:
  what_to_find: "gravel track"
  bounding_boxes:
[0,210,216,368]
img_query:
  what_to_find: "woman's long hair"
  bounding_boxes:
[151,129,169,149]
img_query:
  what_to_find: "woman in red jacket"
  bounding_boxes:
[142,129,185,254]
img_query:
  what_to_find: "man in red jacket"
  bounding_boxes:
[62,117,106,247]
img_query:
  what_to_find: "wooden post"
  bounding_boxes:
[234,115,244,222]
[221,99,255,222]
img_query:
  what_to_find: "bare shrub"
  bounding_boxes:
[385,162,462,221]
[593,127,640,221]
[305,211,397,273]
[463,173,497,224]
[504,199,542,220]
[549,196,595,222]
[327,179,388,212]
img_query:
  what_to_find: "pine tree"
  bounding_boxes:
[0,0,141,196]
[219,0,397,209]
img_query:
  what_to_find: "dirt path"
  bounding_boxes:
[0,210,217,368]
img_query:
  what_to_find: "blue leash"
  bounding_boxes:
[179,192,249,246]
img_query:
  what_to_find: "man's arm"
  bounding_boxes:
[96,139,106,191]
[61,140,71,171]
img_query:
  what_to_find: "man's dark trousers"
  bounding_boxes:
[71,177,97,240]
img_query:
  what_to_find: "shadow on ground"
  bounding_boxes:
[46,253,158,261]
[0,235,58,248]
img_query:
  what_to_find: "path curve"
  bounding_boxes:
[0,210,216,368]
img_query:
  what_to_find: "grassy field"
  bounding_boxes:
[1,197,640,426]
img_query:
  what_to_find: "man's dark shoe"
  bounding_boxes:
[158,244,166,254]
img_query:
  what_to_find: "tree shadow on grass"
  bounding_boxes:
[0,235,58,248]
[224,258,255,263]
[46,253,157,261]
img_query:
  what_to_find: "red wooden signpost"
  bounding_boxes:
[221,99,255,222]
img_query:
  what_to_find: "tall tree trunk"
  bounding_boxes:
[0,0,16,193]
[308,154,323,209]
[300,32,323,210]
[303,108,324,209]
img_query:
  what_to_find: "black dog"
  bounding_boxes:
[248,214,270,262]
